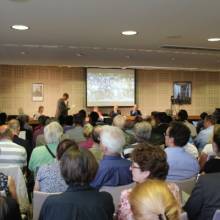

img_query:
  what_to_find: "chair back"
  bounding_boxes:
[213,209,220,220]
[0,166,29,213]
[180,212,188,220]
[33,191,60,220]
[169,176,197,195]
[100,182,135,209]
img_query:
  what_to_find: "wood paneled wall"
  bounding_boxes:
[0,65,220,117]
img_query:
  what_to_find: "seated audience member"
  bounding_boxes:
[165,121,199,180]
[130,180,180,220]
[89,111,99,126]
[33,106,44,120]
[0,195,21,220]
[204,129,220,173]
[109,105,121,118]
[34,139,78,193]
[39,147,114,220]
[130,104,142,117]
[93,106,104,121]
[177,109,197,138]
[113,115,136,145]
[150,112,170,146]
[184,172,220,220]
[90,125,132,189]
[123,121,152,158]
[0,172,17,200]
[196,112,208,133]
[117,144,180,220]
[0,112,7,125]
[8,119,32,163]
[33,115,49,147]
[78,109,87,124]
[62,115,74,132]
[89,125,103,162]
[183,142,199,159]
[29,121,63,174]
[199,124,220,171]
[195,115,215,151]
[0,125,27,168]
[66,114,86,143]
[79,123,94,149]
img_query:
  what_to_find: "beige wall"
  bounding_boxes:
[0,64,220,117]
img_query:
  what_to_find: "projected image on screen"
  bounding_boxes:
[87,68,135,106]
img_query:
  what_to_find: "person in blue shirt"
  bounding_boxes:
[90,125,132,189]
[165,121,199,181]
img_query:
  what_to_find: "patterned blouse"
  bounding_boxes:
[0,172,9,196]
[36,161,67,193]
[116,182,181,220]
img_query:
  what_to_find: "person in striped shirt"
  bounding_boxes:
[0,125,27,168]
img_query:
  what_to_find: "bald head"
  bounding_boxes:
[0,125,13,140]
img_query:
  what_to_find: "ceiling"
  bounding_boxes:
[1,0,220,70]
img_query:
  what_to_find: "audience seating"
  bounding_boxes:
[169,176,197,195]
[213,209,220,220]
[33,191,60,220]
[0,166,29,214]
[180,212,188,220]
[100,183,135,209]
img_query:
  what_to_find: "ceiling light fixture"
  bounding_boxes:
[208,38,220,42]
[11,25,29,31]
[121,30,137,36]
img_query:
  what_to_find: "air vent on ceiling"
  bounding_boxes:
[161,45,220,52]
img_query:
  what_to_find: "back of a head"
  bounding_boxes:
[83,123,93,138]
[131,144,168,180]
[60,147,98,185]
[78,109,87,121]
[100,125,125,154]
[8,119,20,134]
[92,125,102,144]
[134,121,152,142]
[73,114,84,127]
[0,125,13,140]
[168,121,190,147]
[89,111,99,126]
[0,113,7,125]
[113,115,126,129]
[130,179,180,220]
[44,121,63,144]
[200,112,208,120]
[65,115,74,126]
[177,109,188,121]
[38,115,49,126]
[56,139,78,160]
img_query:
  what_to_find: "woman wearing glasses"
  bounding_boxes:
[117,144,181,220]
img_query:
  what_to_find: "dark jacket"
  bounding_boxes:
[184,173,220,220]
[55,98,69,118]
[39,184,114,220]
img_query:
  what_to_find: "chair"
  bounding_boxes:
[180,212,188,220]
[213,209,220,220]
[0,166,29,214]
[100,182,135,209]
[33,191,60,220]
[169,176,197,195]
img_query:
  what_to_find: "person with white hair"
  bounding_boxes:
[90,125,132,189]
[29,121,63,174]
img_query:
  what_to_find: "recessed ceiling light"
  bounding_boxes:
[208,38,220,42]
[121,30,137,36]
[11,25,29,31]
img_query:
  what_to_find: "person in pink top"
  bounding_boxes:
[79,123,94,149]
[117,144,180,220]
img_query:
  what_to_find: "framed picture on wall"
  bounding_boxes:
[173,81,192,104]
[32,83,43,101]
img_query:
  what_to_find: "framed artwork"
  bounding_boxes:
[32,83,43,101]
[173,81,192,104]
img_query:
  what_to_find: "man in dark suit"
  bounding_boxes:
[184,173,220,220]
[55,93,70,119]
[130,104,142,116]
[8,119,32,163]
